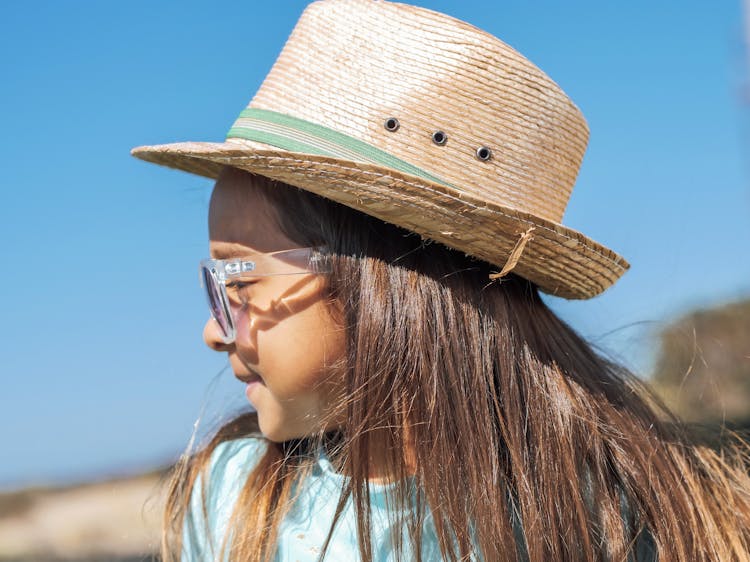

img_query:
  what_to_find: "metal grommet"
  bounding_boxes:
[476,146,492,161]
[431,130,447,145]
[384,117,400,132]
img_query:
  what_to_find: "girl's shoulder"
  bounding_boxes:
[182,436,266,561]
[204,436,266,492]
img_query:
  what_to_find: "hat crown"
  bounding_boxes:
[232,0,589,223]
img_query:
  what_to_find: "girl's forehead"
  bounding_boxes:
[208,170,295,254]
[209,169,263,217]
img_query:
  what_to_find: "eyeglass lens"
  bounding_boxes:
[202,266,232,340]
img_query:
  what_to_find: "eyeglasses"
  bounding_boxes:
[199,247,329,344]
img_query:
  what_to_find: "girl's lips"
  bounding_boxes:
[229,355,264,384]
[232,362,264,385]
[235,372,263,385]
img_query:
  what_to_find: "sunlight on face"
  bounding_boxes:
[202,167,346,442]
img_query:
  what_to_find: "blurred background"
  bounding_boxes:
[0,0,748,559]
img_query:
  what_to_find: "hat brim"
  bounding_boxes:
[131,141,628,299]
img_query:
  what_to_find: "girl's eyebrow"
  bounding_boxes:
[210,243,255,259]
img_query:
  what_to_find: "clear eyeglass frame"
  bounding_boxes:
[199,246,329,344]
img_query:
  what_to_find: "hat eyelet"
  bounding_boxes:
[476,146,492,161]
[431,130,447,145]
[384,117,400,132]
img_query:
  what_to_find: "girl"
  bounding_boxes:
[132,1,750,560]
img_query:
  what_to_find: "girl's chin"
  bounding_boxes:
[257,419,292,443]
[244,380,264,403]
[255,410,310,443]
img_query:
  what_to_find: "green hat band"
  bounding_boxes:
[226,108,451,187]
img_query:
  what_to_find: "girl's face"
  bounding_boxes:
[203,168,346,442]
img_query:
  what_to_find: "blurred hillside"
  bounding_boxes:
[651,298,750,425]
[0,469,166,561]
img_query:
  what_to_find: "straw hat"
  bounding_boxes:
[131,0,628,299]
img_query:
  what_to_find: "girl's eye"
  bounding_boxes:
[225,280,257,305]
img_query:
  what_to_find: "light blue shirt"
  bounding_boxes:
[181,437,443,561]
[181,438,656,561]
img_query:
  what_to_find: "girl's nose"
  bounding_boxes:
[203,318,232,351]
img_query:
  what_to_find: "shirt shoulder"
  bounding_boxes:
[182,436,266,561]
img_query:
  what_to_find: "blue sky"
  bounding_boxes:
[0,0,748,488]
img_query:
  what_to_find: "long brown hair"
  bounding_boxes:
[163,169,750,561]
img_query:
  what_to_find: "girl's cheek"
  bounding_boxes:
[234,307,248,342]
[234,308,260,365]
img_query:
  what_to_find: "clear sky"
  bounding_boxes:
[1,0,748,488]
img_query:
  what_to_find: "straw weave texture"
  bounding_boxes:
[251,0,588,223]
